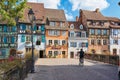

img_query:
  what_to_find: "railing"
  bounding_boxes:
[0,60,32,80]
[85,53,119,65]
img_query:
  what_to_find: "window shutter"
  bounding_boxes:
[11,37,15,44]
[86,43,88,47]
[34,25,37,31]
[21,24,26,30]
[4,26,7,32]
[21,35,25,42]
[41,25,45,31]
[4,37,7,43]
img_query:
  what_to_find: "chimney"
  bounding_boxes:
[76,16,79,21]
[95,8,99,13]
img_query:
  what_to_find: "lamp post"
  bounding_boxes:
[28,8,35,73]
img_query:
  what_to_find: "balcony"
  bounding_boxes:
[51,45,61,49]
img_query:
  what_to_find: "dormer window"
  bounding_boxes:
[101,22,104,26]
[70,24,74,29]
[50,22,55,26]
[79,24,83,29]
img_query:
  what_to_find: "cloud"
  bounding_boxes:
[69,0,110,11]
[28,0,61,9]
[65,13,74,21]
[63,8,74,20]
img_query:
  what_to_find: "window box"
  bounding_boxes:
[36,30,41,34]
[26,29,31,33]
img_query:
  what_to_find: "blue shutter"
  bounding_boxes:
[21,35,25,42]
[41,35,45,42]
[4,37,7,43]
[21,24,26,30]
[4,26,7,32]
[12,26,17,32]
[11,37,15,44]
[34,25,37,31]
[41,25,45,31]
[86,43,88,47]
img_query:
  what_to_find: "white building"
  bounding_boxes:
[108,17,120,55]
[68,22,88,58]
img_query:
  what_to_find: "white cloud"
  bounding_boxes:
[63,8,74,20]
[65,13,74,20]
[28,0,61,9]
[69,0,110,11]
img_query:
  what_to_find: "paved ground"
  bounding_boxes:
[25,58,118,80]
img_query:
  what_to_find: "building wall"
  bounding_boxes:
[45,29,68,58]
[110,29,120,55]
[17,24,45,57]
[68,39,88,58]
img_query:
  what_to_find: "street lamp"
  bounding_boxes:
[28,8,35,73]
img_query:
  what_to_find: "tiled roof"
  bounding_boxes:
[81,9,107,21]
[68,21,86,31]
[45,8,66,21]
[106,17,120,22]
[20,2,45,23]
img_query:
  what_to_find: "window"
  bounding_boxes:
[103,40,107,45]
[70,24,74,29]
[70,32,74,37]
[91,29,95,35]
[113,40,118,45]
[91,39,95,45]
[49,40,52,45]
[54,51,58,57]
[70,42,77,47]
[103,30,107,35]
[81,32,86,37]
[48,30,60,36]
[82,43,86,47]
[62,40,66,45]
[97,40,101,45]
[50,22,55,26]
[21,35,25,42]
[20,24,26,30]
[76,32,81,37]
[36,40,41,45]
[54,40,58,45]
[62,31,66,36]
[79,25,83,29]
[48,51,52,57]
[26,36,31,42]
[60,22,63,27]
[113,29,118,35]
[97,30,101,35]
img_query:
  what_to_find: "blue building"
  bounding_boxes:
[17,2,46,58]
[0,25,17,59]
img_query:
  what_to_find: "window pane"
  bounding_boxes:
[97,40,101,45]
[91,29,95,35]
[97,30,101,35]
[103,30,107,35]
[50,22,55,26]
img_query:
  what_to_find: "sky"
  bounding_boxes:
[27,0,120,21]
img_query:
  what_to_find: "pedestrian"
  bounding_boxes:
[78,49,85,66]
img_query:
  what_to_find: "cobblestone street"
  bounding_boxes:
[25,58,118,80]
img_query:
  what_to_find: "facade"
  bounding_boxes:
[68,21,88,58]
[107,17,120,55]
[45,9,68,58]
[80,9,110,54]
[17,2,46,58]
[0,25,17,59]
